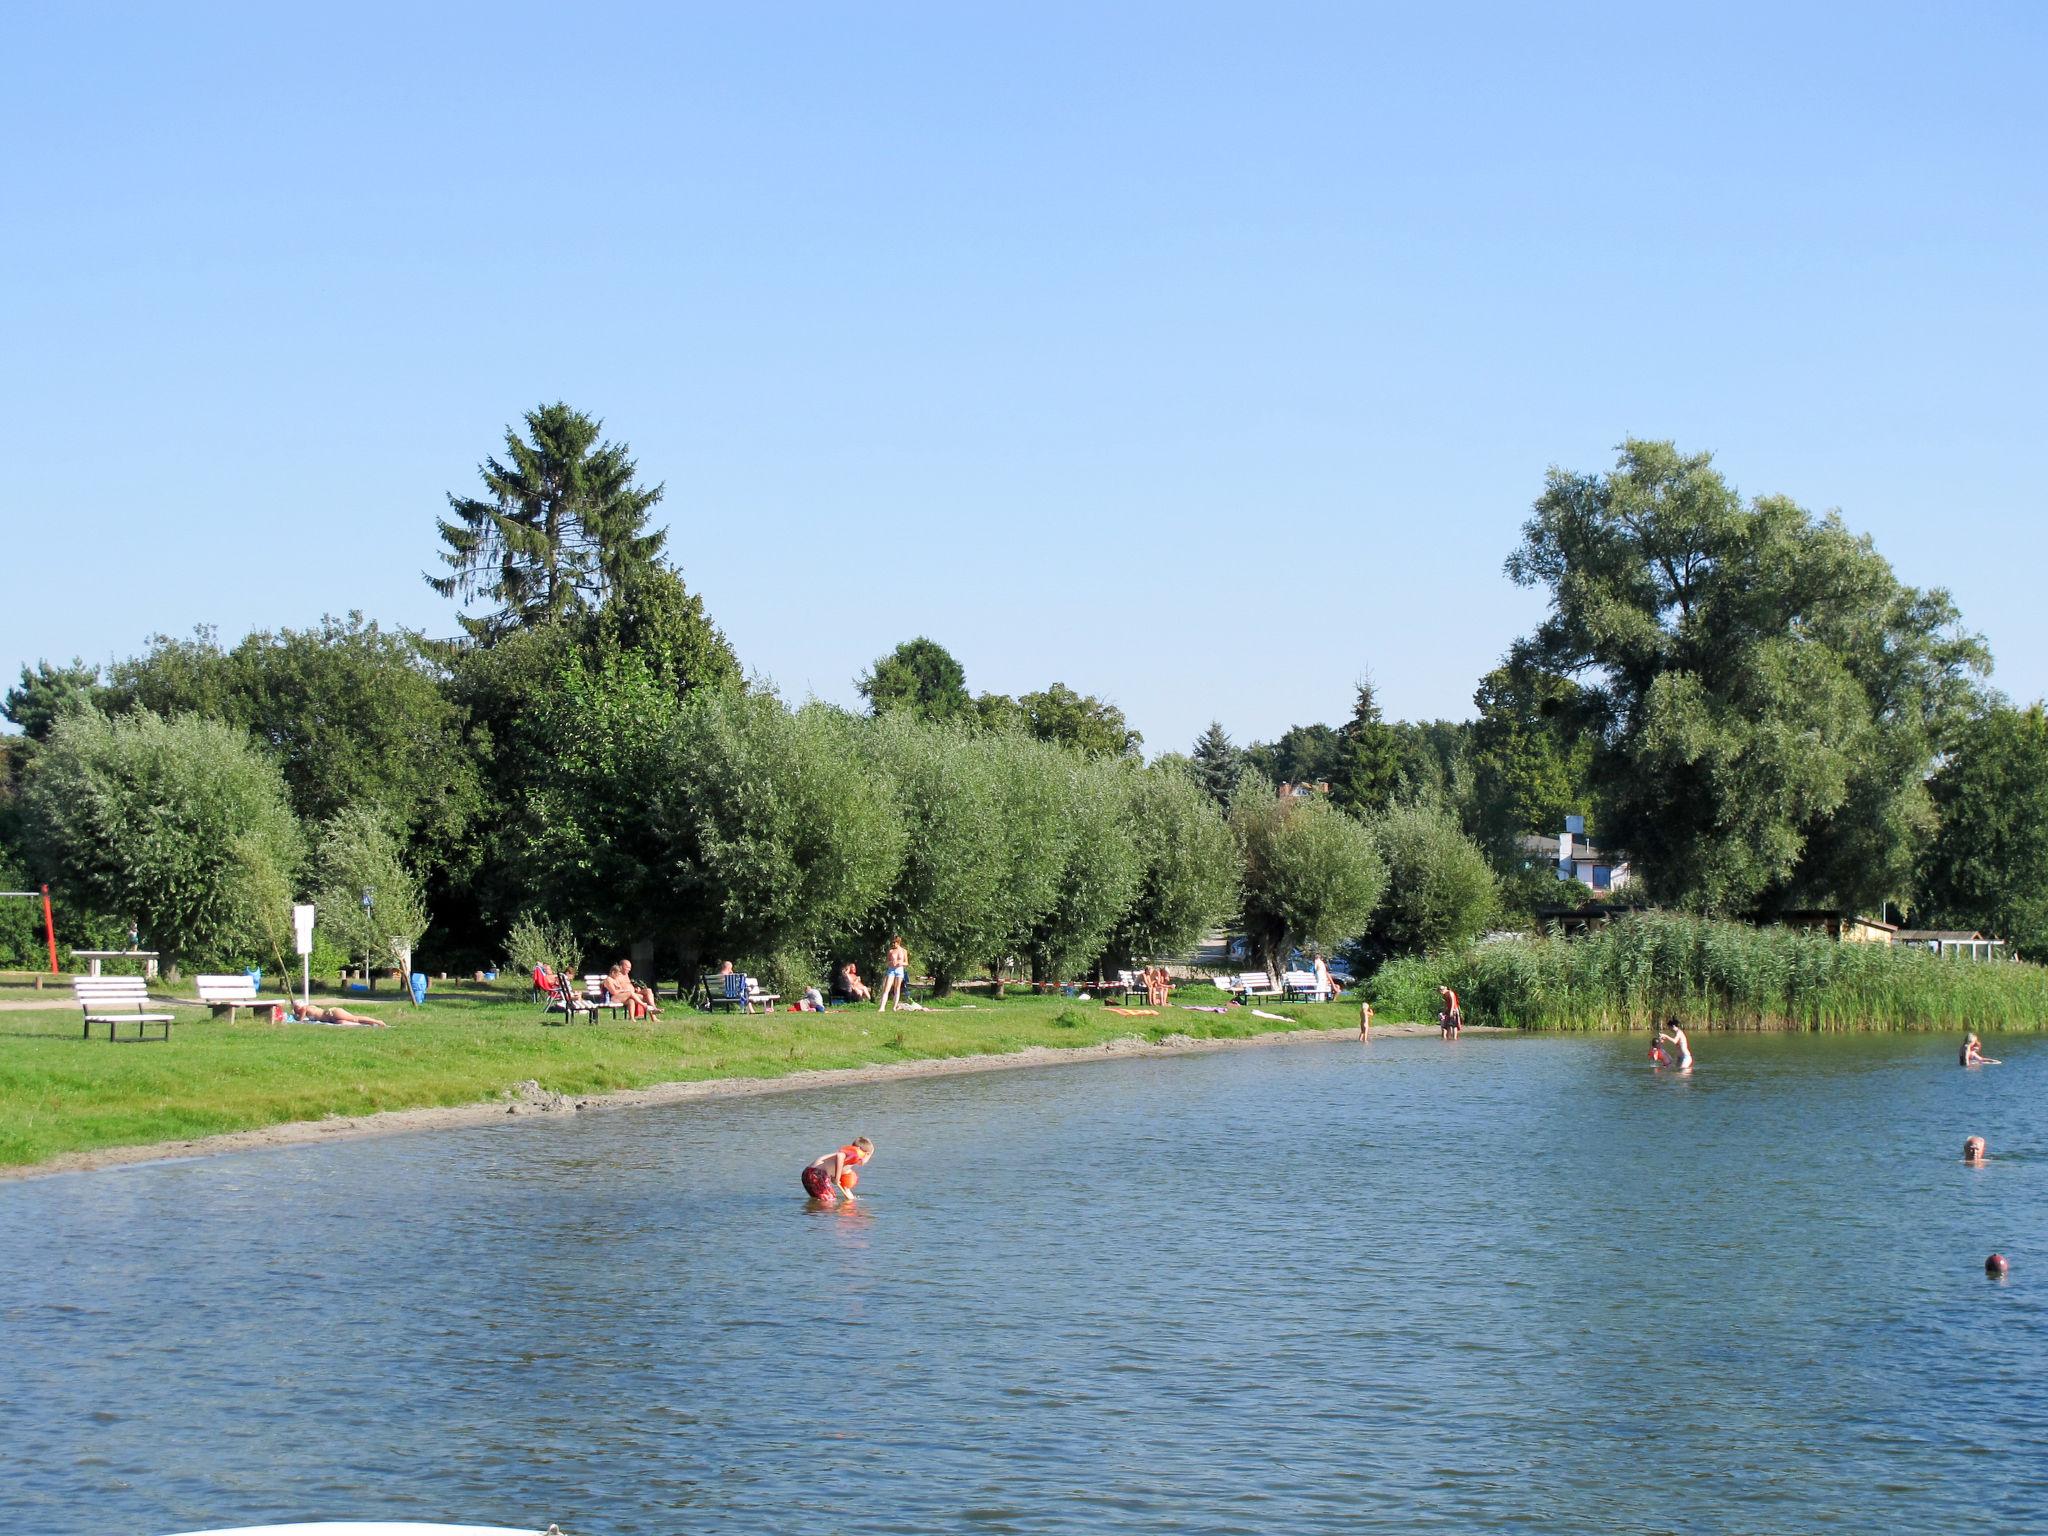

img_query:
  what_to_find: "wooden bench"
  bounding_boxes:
[1110,969,1148,1007]
[196,973,267,1021]
[75,976,176,1041]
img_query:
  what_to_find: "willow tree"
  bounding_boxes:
[429,402,668,641]
[1507,438,1989,915]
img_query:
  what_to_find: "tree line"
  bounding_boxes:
[1,417,2041,980]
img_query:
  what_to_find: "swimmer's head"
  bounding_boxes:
[852,1135,874,1157]
[1967,1033,1980,1045]
[1965,1136,1988,1164]
[1987,1252,2009,1277]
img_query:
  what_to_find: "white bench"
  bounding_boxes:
[583,974,633,1020]
[195,974,267,1021]
[1214,970,1283,1002]
[1282,969,1338,1003]
[75,976,176,1041]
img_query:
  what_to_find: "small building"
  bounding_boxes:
[1773,911,1897,945]
[1518,832,1632,893]
[1892,929,2009,961]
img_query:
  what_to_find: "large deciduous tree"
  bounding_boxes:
[1467,661,1594,858]
[659,693,906,966]
[1107,761,1239,965]
[22,709,302,970]
[1231,772,1387,977]
[429,402,668,640]
[1918,704,2048,958]
[1350,803,1499,972]
[1506,439,1988,915]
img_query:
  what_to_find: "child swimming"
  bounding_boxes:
[1960,1033,2002,1067]
[1653,1019,1692,1072]
[801,1135,874,1204]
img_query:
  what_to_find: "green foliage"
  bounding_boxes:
[1019,749,1140,983]
[858,637,972,723]
[1109,760,1238,963]
[661,693,906,965]
[1248,722,1344,793]
[1507,438,1989,914]
[22,709,302,970]
[307,806,430,974]
[1370,911,2048,1031]
[1188,721,1246,807]
[95,616,483,875]
[512,650,687,946]
[429,402,669,641]
[100,627,243,722]
[1919,704,2048,958]
[1468,661,1595,857]
[503,912,583,980]
[864,717,1019,987]
[1329,680,1401,816]
[584,562,742,703]
[1012,683,1142,758]
[1351,803,1498,970]
[4,659,99,742]
[1231,771,1387,975]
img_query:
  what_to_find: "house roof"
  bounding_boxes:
[1894,929,1997,943]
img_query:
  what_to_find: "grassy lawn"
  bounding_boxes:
[0,977,1350,1170]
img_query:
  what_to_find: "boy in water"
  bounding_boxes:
[1437,986,1461,1039]
[1964,1135,1988,1165]
[802,1136,874,1204]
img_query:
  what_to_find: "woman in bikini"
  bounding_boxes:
[294,1003,389,1028]
[801,1136,874,1204]
[876,938,909,1012]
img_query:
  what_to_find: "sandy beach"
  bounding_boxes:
[3,1020,1469,1182]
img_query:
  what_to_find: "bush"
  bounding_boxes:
[504,912,582,981]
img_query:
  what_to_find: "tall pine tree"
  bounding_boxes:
[429,403,668,641]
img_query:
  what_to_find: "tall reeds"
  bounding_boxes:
[1369,911,2048,1032]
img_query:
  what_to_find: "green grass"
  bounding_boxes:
[0,980,1349,1170]
[1371,911,2048,1033]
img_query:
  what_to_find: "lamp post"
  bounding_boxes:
[361,887,375,993]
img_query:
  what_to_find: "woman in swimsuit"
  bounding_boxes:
[801,1136,874,1204]
[1961,1033,2001,1067]
[877,938,909,1013]
[1654,1019,1693,1072]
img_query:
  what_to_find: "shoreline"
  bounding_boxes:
[3,1021,1473,1183]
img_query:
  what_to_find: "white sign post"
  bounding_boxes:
[292,904,316,1008]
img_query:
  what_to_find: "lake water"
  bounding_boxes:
[3,1033,2045,1535]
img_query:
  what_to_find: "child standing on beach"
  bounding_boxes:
[802,1136,874,1204]
[1437,986,1461,1039]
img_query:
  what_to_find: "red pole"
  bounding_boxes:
[40,885,57,975]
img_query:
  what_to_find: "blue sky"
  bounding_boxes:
[5,3,2042,754]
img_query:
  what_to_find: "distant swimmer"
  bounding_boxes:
[1653,1019,1692,1072]
[1961,1033,2002,1067]
[1359,998,1373,1042]
[1964,1136,1988,1165]
[1437,986,1462,1040]
[802,1135,874,1205]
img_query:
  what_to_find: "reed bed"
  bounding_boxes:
[1369,911,2048,1033]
